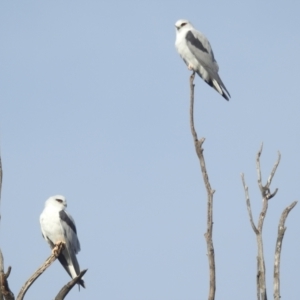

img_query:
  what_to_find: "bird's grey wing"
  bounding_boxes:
[59,210,85,288]
[59,210,81,253]
[185,29,219,73]
[186,29,231,99]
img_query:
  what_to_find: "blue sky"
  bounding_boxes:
[1,1,300,299]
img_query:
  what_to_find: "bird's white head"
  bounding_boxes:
[175,19,193,32]
[45,195,67,209]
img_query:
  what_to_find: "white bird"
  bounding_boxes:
[175,19,230,101]
[40,195,85,288]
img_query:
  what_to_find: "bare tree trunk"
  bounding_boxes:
[189,73,216,300]
[0,255,14,300]
[0,154,2,223]
[0,155,15,300]
[273,201,297,300]
[0,154,3,300]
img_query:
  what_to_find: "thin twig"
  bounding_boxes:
[189,73,216,300]
[256,144,281,200]
[273,201,297,300]
[256,143,263,192]
[189,72,197,142]
[241,174,259,234]
[55,269,88,300]
[266,152,281,191]
[16,242,65,300]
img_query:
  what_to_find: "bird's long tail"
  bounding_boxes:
[211,73,230,101]
[58,248,86,288]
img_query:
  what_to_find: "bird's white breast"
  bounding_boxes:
[175,29,203,73]
[40,206,65,244]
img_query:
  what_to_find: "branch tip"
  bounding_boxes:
[55,269,88,300]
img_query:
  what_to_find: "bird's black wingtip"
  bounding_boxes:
[222,94,230,101]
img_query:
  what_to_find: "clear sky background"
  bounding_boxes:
[0,1,299,299]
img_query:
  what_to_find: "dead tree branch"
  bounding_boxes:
[0,153,2,222]
[0,251,14,300]
[241,174,259,235]
[241,145,281,300]
[189,73,216,300]
[0,155,14,300]
[16,242,65,300]
[55,269,88,300]
[0,154,3,300]
[273,201,297,300]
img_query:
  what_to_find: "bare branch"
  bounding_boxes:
[256,143,263,191]
[189,72,198,143]
[0,153,2,216]
[256,145,281,200]
[256,258,260,300]
[241,173,259,234]
[0,251,15,300]
[242,145,282,300]
[0,155,13,300]
[0,153,2,300]
[16,242,65,300]
[266,152,281,190]
[189,73,216,300]
[273,201,297,300]
[55,269,88,300]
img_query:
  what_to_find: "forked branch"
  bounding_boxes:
[190,73,216,300]
[256,143,280,201]
[241,145,281,300]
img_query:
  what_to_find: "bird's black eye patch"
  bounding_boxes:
[181,22,187,27]
[56,199,63,203]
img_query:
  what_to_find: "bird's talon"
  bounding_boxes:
[52,241,65,257]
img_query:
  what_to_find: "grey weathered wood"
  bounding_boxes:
[55,269,88,300]
[273,201,297,300]
[16,242,65,300]
[189,73,216,300]
[241,147,281,300]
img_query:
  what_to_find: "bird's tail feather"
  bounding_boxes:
[211,73,230,101]
[199,70,230,101]
[212,79,230,101]
[58,249,85,288]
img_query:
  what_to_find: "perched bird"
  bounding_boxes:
[175,19,230,101]
[40,195,85,288]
